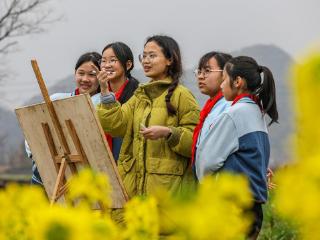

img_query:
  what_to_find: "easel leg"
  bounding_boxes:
[50,158,67,206]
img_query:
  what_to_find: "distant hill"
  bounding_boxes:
[26,75,75,105]
[0,44,294,170]
[0,107,26,166]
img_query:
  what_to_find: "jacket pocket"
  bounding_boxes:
[146,157,185,175]
[118,154,137,198]
[118,154,136,173]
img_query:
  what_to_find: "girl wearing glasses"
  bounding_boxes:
[26,52,102,185]
[96,35,199,202]
[93,42,139,161]
[195,56,278,239]
[191,52,232,169]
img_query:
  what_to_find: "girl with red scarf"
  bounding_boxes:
[93,42,139,161]
[195,56,279,239]
[191,52,232,167]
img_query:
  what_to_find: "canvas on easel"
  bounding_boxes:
[15,60,128,208]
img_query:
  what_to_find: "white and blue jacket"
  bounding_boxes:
[196,97,230,150]
[195,97,270,202]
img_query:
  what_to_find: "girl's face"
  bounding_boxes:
[141,41,171,80]
[75,61,99,95]
[197,57,223,97]
[100,48,127,82]
[221,69,238,101]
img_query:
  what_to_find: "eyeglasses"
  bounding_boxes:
[99,58,118,66]
[138,53,157,63]
[193,68,223,78]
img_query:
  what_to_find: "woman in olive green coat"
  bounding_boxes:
[96,35,200,199]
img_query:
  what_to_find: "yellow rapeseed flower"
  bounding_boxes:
[274,50,320,240]
[291,51,320,160]
[123,196,159,240]
[32,206,119,240]
[66,168,112,210]
[165,174,252,240]
[0,184,48,240]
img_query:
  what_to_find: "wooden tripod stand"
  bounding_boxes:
[31,60,88,205]
[16,60,128,208]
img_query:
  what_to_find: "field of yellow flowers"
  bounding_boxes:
[1,51,319,240]
[0,169,252,240]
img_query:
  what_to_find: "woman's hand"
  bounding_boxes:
[140,126,172,140]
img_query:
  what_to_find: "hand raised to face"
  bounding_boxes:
[90,64,114,95]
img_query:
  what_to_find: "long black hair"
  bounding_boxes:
[145,35,182,115]
[198,51,232,70]
[225,56,278,125]
[75,52,102,93]
[102,42,134,78]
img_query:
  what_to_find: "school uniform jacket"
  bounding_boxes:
[195,97,270,202]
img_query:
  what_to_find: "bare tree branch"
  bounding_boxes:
[0,0,61,55]
[0,41,17,54]
[0,0,61,82]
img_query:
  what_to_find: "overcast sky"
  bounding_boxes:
[1,0,319,110]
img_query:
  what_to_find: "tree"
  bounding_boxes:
[0,0,61,81]
[0,0,60,56]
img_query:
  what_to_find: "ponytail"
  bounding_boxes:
[259,66,278,125]
[165,77,179,115]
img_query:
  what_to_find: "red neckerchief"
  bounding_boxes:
[105,79,129,150]
[231,93,262,110]
[75,88,80,95]
[191,91,223,166]
[108,79,129,100]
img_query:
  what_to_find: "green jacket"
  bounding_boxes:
[97,78,200,198]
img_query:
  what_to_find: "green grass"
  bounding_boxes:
[258,194,299,240]
[0,174,31,181]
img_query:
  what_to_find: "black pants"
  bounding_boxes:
[246,202,263,239]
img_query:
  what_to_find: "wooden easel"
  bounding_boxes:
[31,60,90,205]
[16,59,128,208]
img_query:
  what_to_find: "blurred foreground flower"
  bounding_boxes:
[157,173,252,240]
[66,167,112,210]
[274,51,320,240]
[0,184,47,240]
[124,196,159,240]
